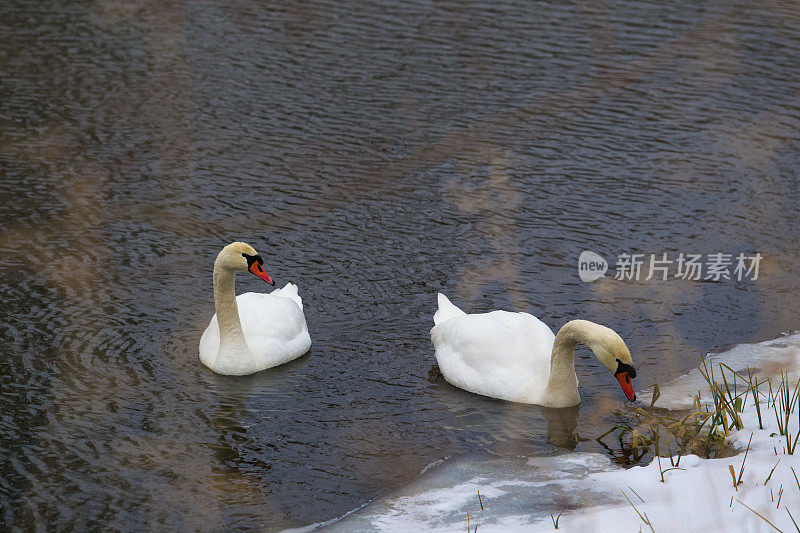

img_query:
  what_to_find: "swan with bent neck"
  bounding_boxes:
[199,242,311,376]
[431,293,636,407]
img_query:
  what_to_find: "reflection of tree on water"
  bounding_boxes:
[446,146,530,313]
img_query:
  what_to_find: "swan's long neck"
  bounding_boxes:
[543,320,593,407]
[212,262,251,362]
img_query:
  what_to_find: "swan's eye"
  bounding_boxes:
[615,359,636,379]
[242,253,264,269]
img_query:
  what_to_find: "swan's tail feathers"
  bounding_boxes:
[434,293,466,325]
[272,282,303,309]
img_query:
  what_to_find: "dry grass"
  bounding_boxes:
[598,353,798,467]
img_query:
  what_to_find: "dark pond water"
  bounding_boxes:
[1,0,799,530]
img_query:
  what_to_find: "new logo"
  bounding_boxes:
[578,251,608,282]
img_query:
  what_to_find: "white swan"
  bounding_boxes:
[430,293,636,407]
[199,242,311,375]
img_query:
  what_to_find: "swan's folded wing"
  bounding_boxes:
[270,283,303,310]
[433,293,466,325]
[431,310,555,401]
[236,292,311,365]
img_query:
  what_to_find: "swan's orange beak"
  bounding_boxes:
[249,261,274,285]
[616,371,636,402]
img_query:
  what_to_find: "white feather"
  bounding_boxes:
[200,287,311,375]
[431,293,557,404]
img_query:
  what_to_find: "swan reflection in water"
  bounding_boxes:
[540,405,581,450]
[430,365,583,455]
[202,374,291,528]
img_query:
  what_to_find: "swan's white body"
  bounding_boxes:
[431,293,635,407]
[200,284,311,375]
[199,242,311,376]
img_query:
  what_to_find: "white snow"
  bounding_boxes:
[526,331,800,533]
[308,332,800,533]
[525,398,800,532]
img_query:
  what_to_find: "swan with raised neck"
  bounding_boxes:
[199,241,311,375]
[431,294,637,407]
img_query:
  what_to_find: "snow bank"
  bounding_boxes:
[527,331,800,532]
[526,396,800,532]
